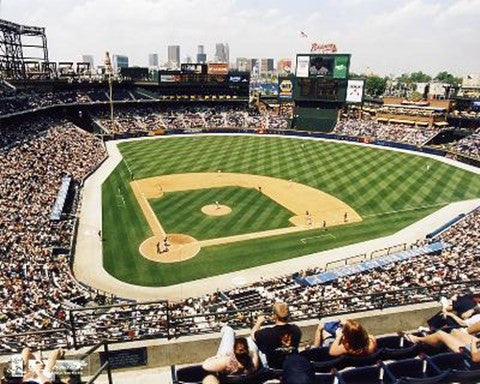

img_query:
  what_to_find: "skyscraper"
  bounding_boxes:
[148,53,159,67]
[167,45,180,68]
[215,43,229,63]
[247,58,259,73]
[197,45,207,63]
[82,55,94,68]
[260,58,275,74]
[236,57,249,72]
[112,54,129,70]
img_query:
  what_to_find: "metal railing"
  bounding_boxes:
[79,341,113,384]
[0,280,478,355]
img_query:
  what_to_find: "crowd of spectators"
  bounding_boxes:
[450,109,480,120]
[168,207,479,337]
[379,105,446,118]
[95,106,290,133]
[444,128,480,160]
[0,118,112,351]
[333,118,439,146]
[0,111,477,354]
[0,87,151,116]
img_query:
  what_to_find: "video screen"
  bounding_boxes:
[309,56,334,77]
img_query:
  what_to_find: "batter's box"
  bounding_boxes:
[300,233,336,244]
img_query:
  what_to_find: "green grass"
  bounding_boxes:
[100,136,480,286]
[149,187,294,240]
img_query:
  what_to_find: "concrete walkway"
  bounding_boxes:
[73,134,480,301]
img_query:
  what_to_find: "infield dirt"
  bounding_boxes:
[131,172,361,263]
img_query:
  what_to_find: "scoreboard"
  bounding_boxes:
[294,54,350,102]
[296,78,346,101]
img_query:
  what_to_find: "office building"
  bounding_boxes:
[260,58,274,73]
[167,45,180,68]
[197,45,207,63]
[148,53,159,67]
[215,43,229,63]
[247,58,259,73]
[112,54,129,70]
[81,54,94,68]
[236,57,249,72]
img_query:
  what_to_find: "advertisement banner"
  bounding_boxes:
[228,72,250,84]
[181,63,206,74]
[278,78,293,99]
[160,74,181,82]
[208,63,229,75]
[296,55,310,78]
[333,55,349,79]
[346,79,364,103]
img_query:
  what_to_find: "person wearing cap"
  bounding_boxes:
[250,302,302,369]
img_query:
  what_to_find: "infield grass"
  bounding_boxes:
[149,187,293,240]
[101,136,480,286]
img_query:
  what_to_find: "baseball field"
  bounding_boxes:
[101,135,480,286]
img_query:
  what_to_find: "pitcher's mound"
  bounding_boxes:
[201,204,232,216]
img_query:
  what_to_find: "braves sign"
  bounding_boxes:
[310,43,338,53]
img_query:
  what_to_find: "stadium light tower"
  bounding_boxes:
[104,51,115,133]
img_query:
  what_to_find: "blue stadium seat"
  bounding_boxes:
[300,347,346,372]
[383,358,448,384]
[219,368,269,384]
[343,349,383,368]
[377,336,419,360]
[313,371,338,384]
[172,364,208,384]
[428,352,480,381]
[337,365,395,384]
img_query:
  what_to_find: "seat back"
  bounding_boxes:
[343,349,383,368]
[219,368,269,384]
[300,347,346,372]
[377,336,419,360]
[384,358,447,384]
[337,365,394,384]
[429,352,480,381]
[174,364,208,384]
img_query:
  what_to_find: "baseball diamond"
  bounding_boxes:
[99,135,480,287]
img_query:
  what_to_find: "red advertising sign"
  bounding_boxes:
[208,63,229,75]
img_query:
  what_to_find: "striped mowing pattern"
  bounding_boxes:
[99,136,480,286]
[149,187,294,240]
[119,136,479,215]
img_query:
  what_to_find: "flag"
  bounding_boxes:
[300,31,308,38]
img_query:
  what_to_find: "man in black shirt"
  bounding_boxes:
[250,302,302,369]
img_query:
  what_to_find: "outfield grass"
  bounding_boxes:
[149,187,293,240]
[101,136,480,286]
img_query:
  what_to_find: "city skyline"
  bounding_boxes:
[1,0,479,76]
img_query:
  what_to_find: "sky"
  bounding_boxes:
[1,0,479,76]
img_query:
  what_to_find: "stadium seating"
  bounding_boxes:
[381,357,447,383]
[427,352,480,381]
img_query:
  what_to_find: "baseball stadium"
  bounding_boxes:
[1,5,480,384]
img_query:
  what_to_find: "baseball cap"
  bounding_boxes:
[273,302,290,319]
